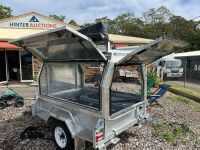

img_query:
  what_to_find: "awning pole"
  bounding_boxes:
[184,58,187,88]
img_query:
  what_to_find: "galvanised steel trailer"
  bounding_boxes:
[10,24,188,150]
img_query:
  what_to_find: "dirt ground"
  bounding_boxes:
[0,86,200,150]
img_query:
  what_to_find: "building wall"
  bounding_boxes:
[33,56,42,77]
[176,56,200,80]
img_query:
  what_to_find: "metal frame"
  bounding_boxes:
[10,26,189,149]
[5,50,8,82]
[38,61,105,116]
[19,50,34,82]
[107,63,146,118]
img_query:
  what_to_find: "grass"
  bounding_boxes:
[160,82,200,98]
[153,122,190,142]
[170,83,200,98]
[167,94,200,112]
[170,95,190,104]
[196,138,200,144]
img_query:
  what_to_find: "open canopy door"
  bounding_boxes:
[10,26,107,62]
[116,36,189,65]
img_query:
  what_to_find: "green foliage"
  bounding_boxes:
[153,122,190,142]
[142,6,173,24]
[68,19,78,26]
[196,138,200,144]
[49,14,66,21]
[147,71,159,83]
[81,6,200,51]
[0,4,12,19]
[171,95,190,104]
[169,83,200,98]
[32,75,37,81]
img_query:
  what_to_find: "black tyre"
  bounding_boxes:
[15,99,24,107]
[52,121,74,150]
[0,101,6,109]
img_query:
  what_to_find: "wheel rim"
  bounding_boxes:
[54,126,67,148]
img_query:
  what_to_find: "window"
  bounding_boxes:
[110,65,142,114]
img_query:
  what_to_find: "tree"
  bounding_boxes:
[81,6,200,51]
[69,19,78,26]
[95,16,115,33]
[112,13,137,34]
[143,6,173,24]
[93,13,141,35]
[167,16,200,51]
[141,6,173,39]
[0,4,12,19]
[49,14,66,21]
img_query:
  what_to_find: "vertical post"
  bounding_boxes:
[75,64,78,88]
[141,63,147,101]
[160,66,164,82]
[107,41,111,53]
[5,50,9,82]
[184,58,187,88]
[101,61,115,118]
[19,51,22,81]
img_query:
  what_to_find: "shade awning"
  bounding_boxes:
[108,34,153,45]
[0,42,20,49]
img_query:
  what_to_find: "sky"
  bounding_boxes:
[0,0,200,24]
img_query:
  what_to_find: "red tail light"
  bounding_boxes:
[96,133,104,143]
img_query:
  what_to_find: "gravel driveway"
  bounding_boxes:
[0,91,200,150]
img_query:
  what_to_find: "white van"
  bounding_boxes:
[160,58,184,78]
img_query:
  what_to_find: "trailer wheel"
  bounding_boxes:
[52,121,74,150]
[0,101,6,109]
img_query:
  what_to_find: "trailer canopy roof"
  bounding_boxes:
[10,26,107,62]
[116,36,189,65]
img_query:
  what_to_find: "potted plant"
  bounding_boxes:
[31,75,38,86]
[152,72,160,88]
[147,71,160,88]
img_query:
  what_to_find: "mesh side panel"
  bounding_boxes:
[111,65,142,114]
[39,62,105,110]
[47,63,78,94]
[40,66,48,95]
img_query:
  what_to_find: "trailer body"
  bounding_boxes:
[10,25,188,149]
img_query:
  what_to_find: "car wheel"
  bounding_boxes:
[0,101,6,109]
[15,99,24,107]
[52,121,74,150]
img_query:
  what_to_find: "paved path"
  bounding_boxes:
[168,80,200,93]
[0,86,37,99]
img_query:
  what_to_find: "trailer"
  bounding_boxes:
[10,23,188,150]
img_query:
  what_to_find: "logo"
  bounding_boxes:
[9,15,57,29]
[29,16,39,22]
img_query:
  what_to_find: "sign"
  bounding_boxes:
[9,16,57,29]
[194,64,200,71]
[0,13,66,29]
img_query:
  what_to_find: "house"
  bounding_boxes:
[175,50,200,80]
